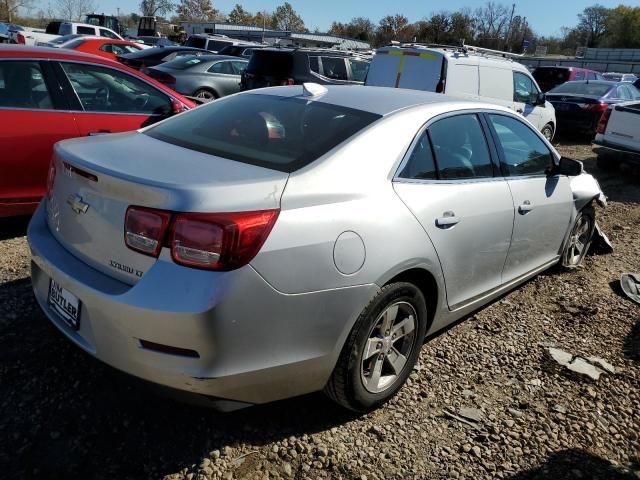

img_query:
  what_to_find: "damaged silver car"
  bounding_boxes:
[29,86,607,412]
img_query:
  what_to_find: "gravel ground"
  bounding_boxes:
[0,140,638,480]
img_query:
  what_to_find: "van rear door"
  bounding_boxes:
[366,48,444,91]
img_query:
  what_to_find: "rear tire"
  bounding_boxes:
[324,282,428,412]
[562,206,595,268]
[193,88,217,102]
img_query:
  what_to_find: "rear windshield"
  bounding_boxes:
[246,51,294,77]
[145,93,381,172]
[550,82,613,96]
[162,56,206,70]
[533,68,570,84]
[186,37,206,49]
[63,39,85,49]
[206,40,232,51]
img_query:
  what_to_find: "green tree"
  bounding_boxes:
[1,0,35,22]
[577,4,609,47]
[376,14,411,44]
[272,2,305,31]
[227,3,252,24]
[140,0,174,17]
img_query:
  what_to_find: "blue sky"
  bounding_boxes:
[85,0,633,37]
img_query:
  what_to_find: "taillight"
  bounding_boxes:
[588,102,608,112]
[597,109,612,134]
[124,206,171,257]
[17,33,25,44]
[123,207,279,270]
[45,159,56,200]
[170,210,279,270]
[281,78,294,86]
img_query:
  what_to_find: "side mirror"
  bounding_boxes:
[536,92,546,106]
[548,156,584,176]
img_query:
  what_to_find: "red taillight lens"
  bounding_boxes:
[587,102,608,112]
[597,109,612,134]
[45,160,56,200]
[170,210,279,270]
[124,207,171,257]
[123,207,279,270]
[17,33,25,44]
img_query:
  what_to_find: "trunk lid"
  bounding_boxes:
[46,132,288,285]
[547,94,604,113]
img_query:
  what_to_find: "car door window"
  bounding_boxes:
[348,59,369,82]
[320,57,348,80]
[398,132,437,180]
[208,61,234,74]
[309,56,320,74]
[0,61,53,109]
[77,26,95,35]
[100,28,118,39]
[428,114,494,180]
[587,72,597,80]
[61,62,171,115]
[231,61,247,75]
[489,114,553,176]
[513,71,537,104]
[618,86,632,100]
[574,71,585,81]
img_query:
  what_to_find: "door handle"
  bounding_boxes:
[435,211,460,228]
[88,130,111,136]
[518,200,534,214]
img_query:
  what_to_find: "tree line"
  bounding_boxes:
[3,1,640,55]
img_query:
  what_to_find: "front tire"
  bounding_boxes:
[324,282,428,412]
[541,123,554,142]
[562,206,595,268]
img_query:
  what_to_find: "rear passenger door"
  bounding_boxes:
[207,60,242,96]
[393,113,514,309]
[486,113,573,282]
[0,60,78,214]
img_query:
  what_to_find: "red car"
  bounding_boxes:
[64,37,145,61]
[0,45,195,217]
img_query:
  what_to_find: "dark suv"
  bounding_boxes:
[532,66,604,92]
[240,48,370,91]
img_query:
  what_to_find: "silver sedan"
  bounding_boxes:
[29,85,605,412]
[144,54,247,101]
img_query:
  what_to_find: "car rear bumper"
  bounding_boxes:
[555,112,600,133]
[593,140,640,164]
[28,202,377,407]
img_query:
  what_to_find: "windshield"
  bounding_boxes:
[549,82,613,96]
[145,93,381,172]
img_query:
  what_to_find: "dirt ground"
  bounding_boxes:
[0,138,638,480]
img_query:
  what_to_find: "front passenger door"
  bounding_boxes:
[487,113,573,283]
[513,71,542,129]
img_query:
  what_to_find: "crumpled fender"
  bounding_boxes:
[569,172,607,211]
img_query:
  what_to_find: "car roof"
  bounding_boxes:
[244,84,513,117]
[0,44,117,62]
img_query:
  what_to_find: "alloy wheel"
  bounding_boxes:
[360,301,417,394]
[567,215,592,265]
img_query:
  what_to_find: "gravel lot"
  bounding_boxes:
[0,140,638,480]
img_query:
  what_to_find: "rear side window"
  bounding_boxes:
[100,28,118,39]
[144,93,381,172]
[209,61,234,74]
[186,37,206,49]
[207,40,233,51]
[489,114,553,176]
[321,57,348,80]
[398,132,437,180]
[349,59,369,82]
[77,26,95,35]
[0,61,53,109]
[428,114,494,180]
[247,51,293,77]
[309,56,320,73]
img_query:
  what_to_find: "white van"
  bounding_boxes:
[366,44,556,140]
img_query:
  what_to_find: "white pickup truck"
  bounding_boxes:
[593,101,640,172]
[14,21,122,46]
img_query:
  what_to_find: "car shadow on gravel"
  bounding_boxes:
[623,319,640,363]
[506,448,638,479]
[0,286,361,479]
[0,216,30,241]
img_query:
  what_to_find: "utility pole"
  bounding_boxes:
[504,3,515,51]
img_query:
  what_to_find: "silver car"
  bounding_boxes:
[28,85,606,412]
[145,55,247,101]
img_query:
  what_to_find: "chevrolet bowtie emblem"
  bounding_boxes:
[67,194,89,214]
